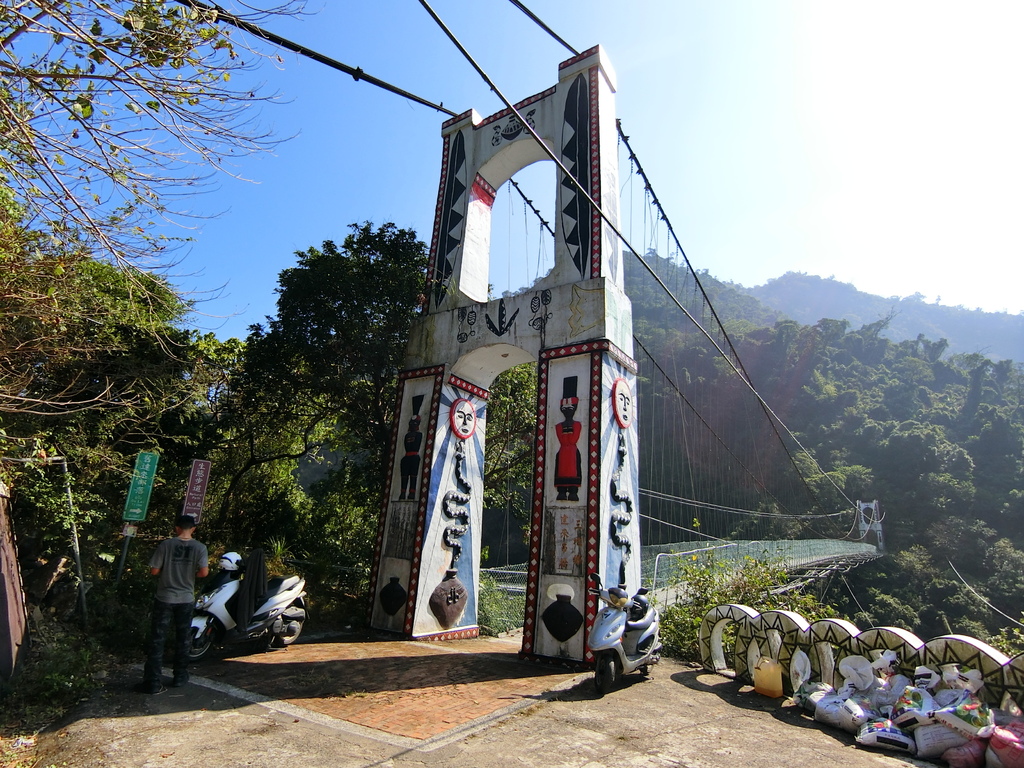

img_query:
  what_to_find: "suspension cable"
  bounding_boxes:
[639,489,848,519]
[419,0,857,517]
[174,0,458,116]
[505,0,579,56]
[633,335,790,512]
[190,0,860,524]
[637,513,724,541]
[509,178,553,237]
[501,0,864,520]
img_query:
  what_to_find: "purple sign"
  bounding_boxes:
[182,459,211,523]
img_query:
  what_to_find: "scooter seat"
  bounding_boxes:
[626,608,656,633]
[264,575,301,598]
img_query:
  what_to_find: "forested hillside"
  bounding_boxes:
[625,254,1024,645]
[739,272,1024,361]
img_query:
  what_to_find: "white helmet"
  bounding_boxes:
[219,552,243,571]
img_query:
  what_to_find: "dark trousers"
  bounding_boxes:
[143,599,193,684]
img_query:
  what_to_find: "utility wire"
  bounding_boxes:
[948,560,1024,630]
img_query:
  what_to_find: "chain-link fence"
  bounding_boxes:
[477,564,527,636]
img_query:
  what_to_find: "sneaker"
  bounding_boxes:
[171,672,189,687]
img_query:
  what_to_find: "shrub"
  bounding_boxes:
[0,620,103,735]
[658,554,837,662]
[477,572,524,636]
[993,616,1024,657]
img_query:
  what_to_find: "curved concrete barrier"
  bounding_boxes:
[699,605,1022,708]
[698,603,760,678]
[806,617,861,690]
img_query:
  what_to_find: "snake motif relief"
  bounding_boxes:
[609,432,634,576]
[441,439,472,567]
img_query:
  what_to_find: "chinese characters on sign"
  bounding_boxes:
[554,508,583,575]
[123,451,159,522]
[181,459,211,523]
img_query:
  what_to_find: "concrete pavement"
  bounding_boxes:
[35,632,928,767]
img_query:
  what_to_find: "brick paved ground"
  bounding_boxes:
[199,633,583,740]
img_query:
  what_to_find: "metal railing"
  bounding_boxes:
[478,538,880,634]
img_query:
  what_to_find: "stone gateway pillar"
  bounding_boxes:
[368,46,641,664]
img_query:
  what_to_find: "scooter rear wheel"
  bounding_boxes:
[270,618,303,648]
[594,652,620,696]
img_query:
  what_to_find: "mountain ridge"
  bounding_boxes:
[730,272,1023,361]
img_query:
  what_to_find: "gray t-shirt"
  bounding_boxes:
[149,537,209,603]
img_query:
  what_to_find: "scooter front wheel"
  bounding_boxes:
[188,624,214,661]
[594,651,620,696]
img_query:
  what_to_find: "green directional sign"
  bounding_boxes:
[123,451,159,522]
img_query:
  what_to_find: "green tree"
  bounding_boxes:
[244,223,428,478]
[200,223,428,544]
[0,0,303,268]
[483,363,536,521]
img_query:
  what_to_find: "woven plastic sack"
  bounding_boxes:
[937,687,972,708]
[915,722,970,759]
[814,694,847,729]
[994,708,1024,727]
[872,673,912,715]
[892,685,937,731]
[837,655,878,696]
[869,649,899,675]
[989,746,1007,768]
[941,665,985,694]
[795,682,833,714]
[913,665,940,692]
[855,719,916,754]
[837,695,878,733]
[933,694,995,739]
[988,722,1024,768]
[790,648,811,692]
[942,737,988,768]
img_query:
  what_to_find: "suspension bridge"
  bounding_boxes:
[205,1,886,626]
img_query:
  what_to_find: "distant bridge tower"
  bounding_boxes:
[857,500,884,552]
[367,46,640,664]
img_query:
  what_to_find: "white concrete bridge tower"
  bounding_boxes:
[368,46,640,664]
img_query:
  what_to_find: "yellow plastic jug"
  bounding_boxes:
[753,656,784,698]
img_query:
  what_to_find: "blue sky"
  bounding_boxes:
[173,1,1024,340]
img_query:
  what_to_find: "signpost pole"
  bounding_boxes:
[114,525,137,585]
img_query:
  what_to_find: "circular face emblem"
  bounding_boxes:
[449,398,477,439]
[612,378,634,429]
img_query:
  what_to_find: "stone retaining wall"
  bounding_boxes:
[1,481,28,680]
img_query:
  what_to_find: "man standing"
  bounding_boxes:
[141,514,208,693]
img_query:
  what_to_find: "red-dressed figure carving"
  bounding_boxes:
[554,376,582,501]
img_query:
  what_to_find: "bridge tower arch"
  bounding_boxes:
[368,47,640,663]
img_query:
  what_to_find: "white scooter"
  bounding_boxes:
[588,572,661,696]
[189,551,307,660]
